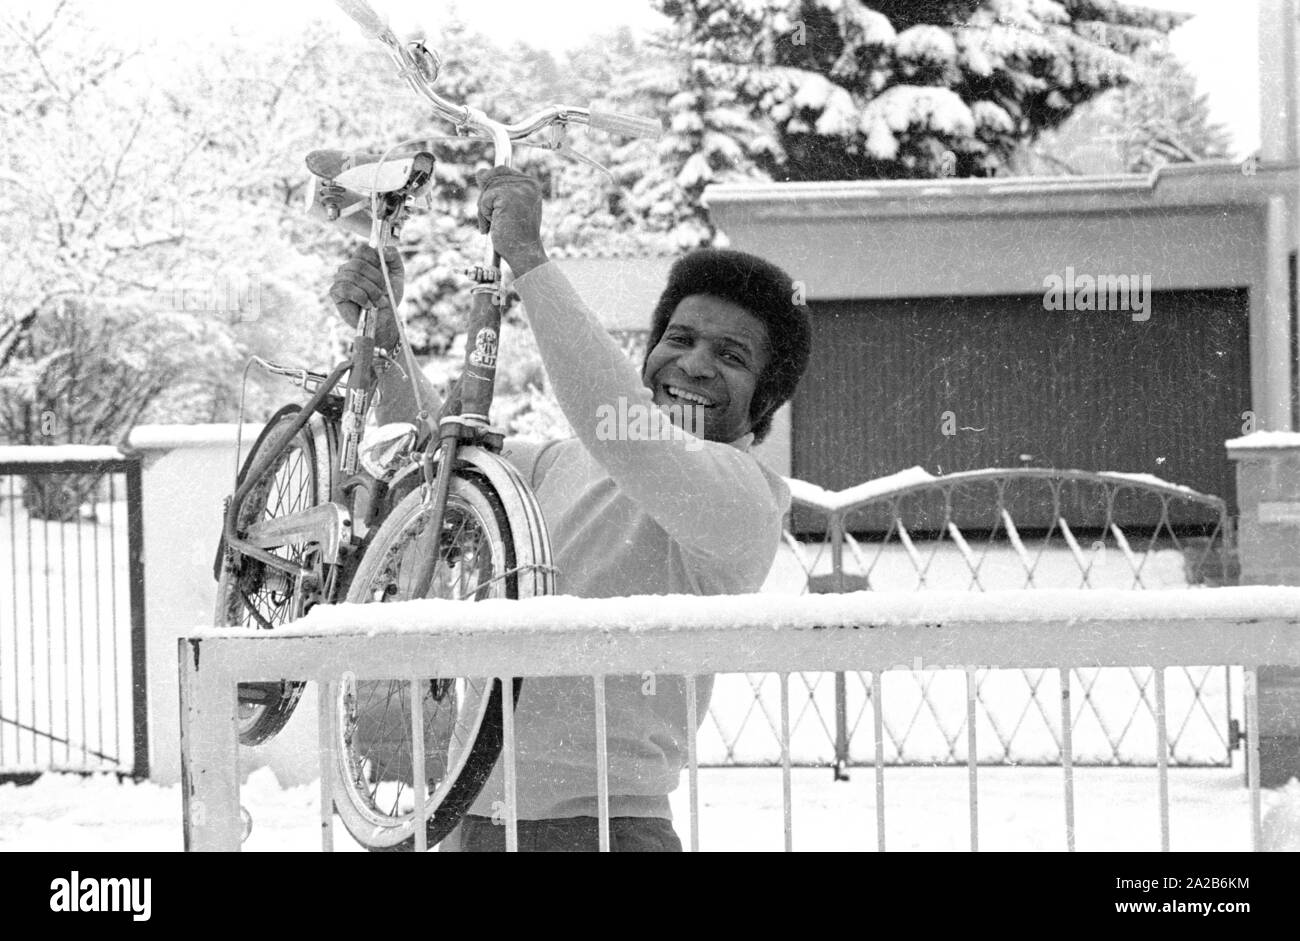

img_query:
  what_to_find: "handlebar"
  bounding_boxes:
[334,0,398,44]
[331,0,661,168]
[588,108,665,141]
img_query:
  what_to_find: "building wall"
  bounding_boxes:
[720,208,1261,303]
[706,169,1296,480]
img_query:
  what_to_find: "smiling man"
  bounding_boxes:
[332,166,811,851]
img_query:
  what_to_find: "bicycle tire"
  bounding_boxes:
[329,468,522,851]
[214,404,327,746]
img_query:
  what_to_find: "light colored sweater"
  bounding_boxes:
[467,261,790,820]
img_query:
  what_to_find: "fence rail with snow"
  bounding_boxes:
[180,587,1300,852]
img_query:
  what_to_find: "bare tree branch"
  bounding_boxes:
[0,309,39,374]
[3,9,67,102]
[27,0,68,47]
[266,39,326,116]
[86,103,149,241]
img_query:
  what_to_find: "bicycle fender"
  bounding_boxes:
[389,446,555,598]
[461,446,555,598]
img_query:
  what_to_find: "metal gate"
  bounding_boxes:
[0,447,147,778]
[701,467,1240,769]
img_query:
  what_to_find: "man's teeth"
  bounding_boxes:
[667,386,712,406]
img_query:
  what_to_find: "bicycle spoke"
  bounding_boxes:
[364,681,403,794]
[335,477,521,848]
[219,412,318,746]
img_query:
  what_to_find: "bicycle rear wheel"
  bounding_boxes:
[329,469,521,851]
[214,404,327,746]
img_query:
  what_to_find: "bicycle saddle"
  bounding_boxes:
[305,148,435,197]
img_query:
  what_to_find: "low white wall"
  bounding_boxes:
[128,424,320,787]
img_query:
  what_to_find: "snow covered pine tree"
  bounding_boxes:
[643,0,1185,192]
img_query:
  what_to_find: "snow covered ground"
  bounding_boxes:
[3,761,1296,852]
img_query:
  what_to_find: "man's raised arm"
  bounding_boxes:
[478,168,786,575]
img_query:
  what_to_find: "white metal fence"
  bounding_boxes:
[179,587,1300,852]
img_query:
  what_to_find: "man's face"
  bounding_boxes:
[642,294,771,443]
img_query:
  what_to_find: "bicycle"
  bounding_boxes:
[212,0,660,851]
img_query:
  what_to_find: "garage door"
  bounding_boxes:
[792,288,1250,533]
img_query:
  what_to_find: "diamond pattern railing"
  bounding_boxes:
[700,467,1241,769]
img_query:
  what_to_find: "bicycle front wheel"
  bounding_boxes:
[329,468,521,851]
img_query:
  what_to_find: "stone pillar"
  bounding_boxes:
[1257,0,1298,165]
[1263,197,1294,433]
[1227,432,1300,787]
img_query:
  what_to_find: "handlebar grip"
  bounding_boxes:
[334,0,395,40]
[587,108,663,140]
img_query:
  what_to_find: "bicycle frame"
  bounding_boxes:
[222,358,348,582]
[221,0,661,612]
[332,0,658,428]
[208,0,660,837]
[330,1,650,598]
